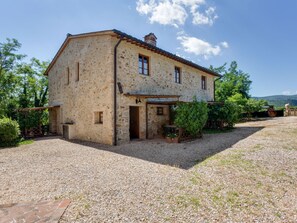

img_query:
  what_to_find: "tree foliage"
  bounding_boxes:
[210,61,252,102]
[211,61,266,117]
[174,98,208,137]
[0,38,49,135]
[227,93,267,117]
[0,38,25,116]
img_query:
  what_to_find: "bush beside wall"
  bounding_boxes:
[0,117,20,147]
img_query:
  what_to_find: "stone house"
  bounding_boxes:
[45,29,220,145]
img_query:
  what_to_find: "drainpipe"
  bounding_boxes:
[114,36,123,146]
[214,76,222,102]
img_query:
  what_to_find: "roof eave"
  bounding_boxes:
[44,29,221,78]
[111,29,221,77]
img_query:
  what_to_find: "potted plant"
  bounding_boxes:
[166,132,179,143]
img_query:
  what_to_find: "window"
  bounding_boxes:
[138,54,149,75]
[76,62,80,82]
[175,67,181,84]
[66,67,70,85]
[94,111,103,124]
[201,76,207,90]
[157,107,164,115]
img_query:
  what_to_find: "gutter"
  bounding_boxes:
[113,36,124,146]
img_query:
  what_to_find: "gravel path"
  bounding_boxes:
[0,117,297,222]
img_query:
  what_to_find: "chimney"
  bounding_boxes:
[144,33,157,47]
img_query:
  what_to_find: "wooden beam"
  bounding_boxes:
[124,93,181,98]
[147,101,179,105]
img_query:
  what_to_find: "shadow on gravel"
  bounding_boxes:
[70,126,264,170]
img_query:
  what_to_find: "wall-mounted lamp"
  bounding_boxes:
[117,82,123,94]
[136,98,142,104]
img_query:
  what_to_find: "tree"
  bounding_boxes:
[0,37,49,134]
[17,58,49,108]
[210,61,252,102]
[16,58,49,132]
[210,61,268,119]
[0,38,25,116]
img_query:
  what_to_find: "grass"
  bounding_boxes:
[0,138,34,148]
[211,191,240,208]
[176,195,201,208]
[189,173,203,185]
[183,148,268,210]
[198,150,257,172]
[217,153,255,171]
[284,147,297,151]
[18,139,34,146]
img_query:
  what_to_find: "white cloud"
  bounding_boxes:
[136,0,155,14]
[150,1,188,27]
[174,0,205,6]
[220,41,229,48]
[136,0,217,27]
[191,6,218,25]
[282,90,291,95]
[177,34,225,59]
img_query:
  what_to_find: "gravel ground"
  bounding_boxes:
[0,117,297,222]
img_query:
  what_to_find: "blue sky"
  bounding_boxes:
[1,0,296,97]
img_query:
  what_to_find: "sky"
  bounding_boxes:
[1,0,296,97]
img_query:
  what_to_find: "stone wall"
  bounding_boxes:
[285,108,297,116]
[48,34,114,145]
[48,33,216,145]
[147,105,170,139]
[115,38,215,144]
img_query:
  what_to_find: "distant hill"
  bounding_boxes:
[254,94,297,107]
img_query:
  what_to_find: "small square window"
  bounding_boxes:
[157,107,164,115]
[94,111,103,124]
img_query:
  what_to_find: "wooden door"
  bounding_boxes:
[129,106,139,139]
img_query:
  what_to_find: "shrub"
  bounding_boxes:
[174,98,208,137]
[221,101,239,127]
[227,93,267,118]
[0,117,20,146]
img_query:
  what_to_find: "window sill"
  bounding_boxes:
[139,73,149,76]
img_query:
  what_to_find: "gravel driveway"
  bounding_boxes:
[1,117,297,222]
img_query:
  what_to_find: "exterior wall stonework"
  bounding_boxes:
[147,105,170,139]
[48,33,215,145]
[48,35,114,145]
[115,39,214,143]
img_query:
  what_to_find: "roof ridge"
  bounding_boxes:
[45,29,221,77]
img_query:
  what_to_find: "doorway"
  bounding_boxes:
[129,106,139,139]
